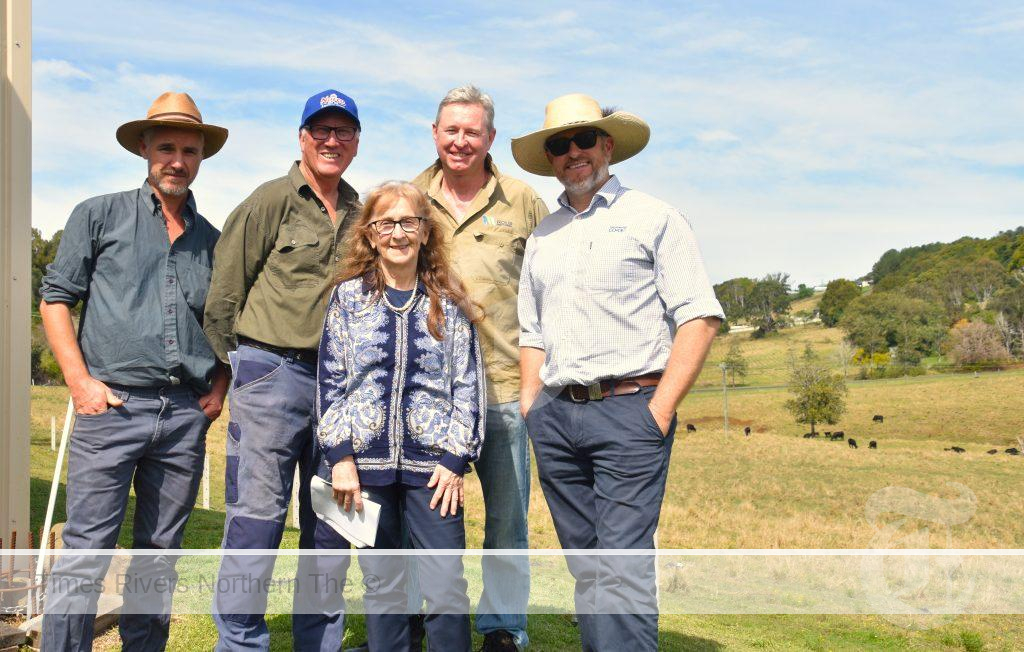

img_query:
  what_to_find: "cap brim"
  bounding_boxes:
[302,106,361,129]
[115,119,229,159]
[510,112,650,176]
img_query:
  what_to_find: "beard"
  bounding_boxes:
[558,159,610,198]
[152,173,190,197]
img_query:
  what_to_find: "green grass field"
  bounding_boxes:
[24,330,1024,650]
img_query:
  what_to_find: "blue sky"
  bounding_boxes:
[32,1,1024,285]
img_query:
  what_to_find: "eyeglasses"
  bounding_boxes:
[305,125,359,142]
[544,129,601,157]
[370,216,425,235]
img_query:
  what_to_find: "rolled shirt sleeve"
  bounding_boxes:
[39,201,102,306]
[316,286,354,466]
[655,209,726,329]
[440,307,486,475]
[517,238,545,350]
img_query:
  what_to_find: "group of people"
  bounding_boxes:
[37,84,724,652]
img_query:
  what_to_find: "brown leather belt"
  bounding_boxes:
[561,373,662,403]
[238,337,318,365]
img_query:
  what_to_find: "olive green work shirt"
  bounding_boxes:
[204,162,361,364]
[412,156,548,404]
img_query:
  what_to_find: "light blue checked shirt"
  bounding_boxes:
[519,176,724,388]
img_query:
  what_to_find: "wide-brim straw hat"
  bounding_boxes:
[511,93,650,176]
[116,92,228,159]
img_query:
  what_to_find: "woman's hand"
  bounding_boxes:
[331,456,363,513]
[427,464,464,518]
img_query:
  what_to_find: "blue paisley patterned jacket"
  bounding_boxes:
[316,276,486,487]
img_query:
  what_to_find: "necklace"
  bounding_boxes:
[382,274,419,313]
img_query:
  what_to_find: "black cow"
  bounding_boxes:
[945,446,966,453]
[1006,448,1021,456]
[686,423,697,433]
[848,438,857,449]
[869,440,877,449]
[744,426,751,436]
[872,415,884,423]
[834,431,845,438]
[830,432,845,441]
[987,449,998,455]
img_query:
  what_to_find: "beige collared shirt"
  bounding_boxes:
[412,156,548,404]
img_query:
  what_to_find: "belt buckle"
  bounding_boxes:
[587,383,603,401]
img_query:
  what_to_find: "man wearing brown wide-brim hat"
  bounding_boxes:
[514,93,725,651]
[39,91,229,652]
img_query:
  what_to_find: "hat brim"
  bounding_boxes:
[115,119,229,159]
[510,112,650,177]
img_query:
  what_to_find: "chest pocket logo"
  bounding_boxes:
[271,225,321,288]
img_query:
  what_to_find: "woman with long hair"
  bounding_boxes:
[312,180,484,651]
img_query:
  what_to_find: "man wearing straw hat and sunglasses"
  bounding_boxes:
[38,92,229,651]
[513,94,724,650]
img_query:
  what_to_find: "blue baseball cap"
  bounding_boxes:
[301,89,360,129]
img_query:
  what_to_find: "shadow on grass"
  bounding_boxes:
[29,477,226,549]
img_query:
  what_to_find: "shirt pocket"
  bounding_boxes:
[584,233,653,295]
[456,229,523,287]
[269,224,323,288]
[178,261,212,317]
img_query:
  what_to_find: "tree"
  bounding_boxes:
[945,320,1011,369]
[713,277,756,323]
[833,339,857,377]
[31,227,62,307]
[784,348,848,436]
[990,284,1024,356]
[747,273,792,337]
[818,279,861,327]
[722,339,748,386]
[795,283,814,299]
[839,292,947,363]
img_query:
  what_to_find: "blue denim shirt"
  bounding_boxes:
[316,277,486,487]
[39,181,220,393]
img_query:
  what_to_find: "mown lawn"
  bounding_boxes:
[26,365,1024,650]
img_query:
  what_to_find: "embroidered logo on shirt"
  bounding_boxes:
[609,226,626,233]
[481,215,513,228]
[320,93,347,109]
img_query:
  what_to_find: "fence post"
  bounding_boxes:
[50,416,56,451]
[720,362,729,433]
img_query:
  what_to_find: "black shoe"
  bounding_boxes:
[480,630,518,652]
[410,613,426,651]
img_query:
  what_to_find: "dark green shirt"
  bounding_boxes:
[39,181,220,393]
[204,162,361,363]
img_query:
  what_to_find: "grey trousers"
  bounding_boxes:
[41,384,209,652]
[526,385,675,652]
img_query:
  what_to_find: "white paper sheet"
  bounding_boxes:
[309,475,380,548]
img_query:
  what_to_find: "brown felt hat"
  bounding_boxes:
[115,92,228,158]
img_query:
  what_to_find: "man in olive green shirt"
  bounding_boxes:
[205,89,361,652]
[411,85,547,652]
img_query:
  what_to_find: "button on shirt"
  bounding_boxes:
[204,162,361,363]
[411,156,548,404]
[518,176,725,388]
[39,181,220,393]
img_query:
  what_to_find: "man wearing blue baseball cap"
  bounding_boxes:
[205,89,362,651]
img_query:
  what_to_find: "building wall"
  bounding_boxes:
[1,0,32,547]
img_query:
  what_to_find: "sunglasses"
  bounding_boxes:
[544,129,602,157]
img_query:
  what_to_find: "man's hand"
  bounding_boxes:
[519,346,546,419]
[198,365,230,421]
[70,376,123,415]
[427,465,464,518]
[332,457,363,513]
[646,398,675,437]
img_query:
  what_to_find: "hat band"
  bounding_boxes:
[147,111,203,124]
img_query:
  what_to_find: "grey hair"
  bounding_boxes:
[435,85,495,132]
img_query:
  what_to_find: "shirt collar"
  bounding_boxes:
[141,179,197,227]
[288,161,360,208]
[556,174,622,214]
[422,154,505,216]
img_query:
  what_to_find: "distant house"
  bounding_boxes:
[813,285,827,293]
[858,280,871,288]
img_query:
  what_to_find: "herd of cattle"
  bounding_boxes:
[681,414,1022,456]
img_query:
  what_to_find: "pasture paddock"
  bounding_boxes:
[25,367,1024,649]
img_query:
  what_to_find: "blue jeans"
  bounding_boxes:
[213,345,327,652]
[474,401,531,647]
[526,387,675,652]
[41,384,209,652]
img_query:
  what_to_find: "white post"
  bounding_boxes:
[50,415,56,451]
[202,454,211,510]
[33,396,73,615]
[292,467,301,529]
